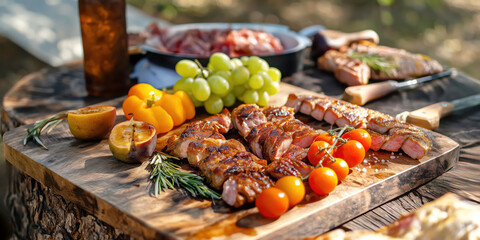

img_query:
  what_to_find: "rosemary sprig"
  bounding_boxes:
[149,152,220,200]
[23,111,69,150]
[349,52,397,75]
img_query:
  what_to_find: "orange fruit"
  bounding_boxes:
[67,106,116,140]
[108,120,157,163]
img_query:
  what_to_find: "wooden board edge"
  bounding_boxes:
[260,143,461,239]
[2,139,174,240]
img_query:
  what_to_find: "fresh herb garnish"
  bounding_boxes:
[23,111,69,149]
[149,152,220,200]
[349,52,397,75]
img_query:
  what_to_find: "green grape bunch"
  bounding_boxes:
[172,53,282,114]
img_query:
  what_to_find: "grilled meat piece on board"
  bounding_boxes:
[166,109,273,207]
[263,105,322,148]
[166,109,232,158]
[266,158,313,179]
[317,49,371,86]
[263,105,295,122]
[231,104,267,138]
[222,171,274,208]
[285,94,432,159]
[200,149,267,189]
[245,122,292,162]
[350,43,443,80]
[186,138,246,167]
[316,43,443,86]
[281,144,308,162]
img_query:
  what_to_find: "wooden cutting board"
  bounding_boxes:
[3,82,459,239]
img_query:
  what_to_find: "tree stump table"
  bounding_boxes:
[2,63,133,239]
[2,62,480,239]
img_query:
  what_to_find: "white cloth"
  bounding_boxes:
[131,58,180,89]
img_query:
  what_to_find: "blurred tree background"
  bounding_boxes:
[128,0,480,78]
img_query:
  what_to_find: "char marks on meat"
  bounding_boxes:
[232,104,267,138]
[222,172,273,208]
[233,104,317,181]
[285,94,432,159]
[263,105,322,148]
[316,43,443,86]
[350,43,443,80]
[266,158,313,180]
[317,49,370,86]
[166,109,272,207]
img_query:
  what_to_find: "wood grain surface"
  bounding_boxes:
[3,82,460,239]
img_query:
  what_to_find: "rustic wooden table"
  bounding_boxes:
[2,62,480,239]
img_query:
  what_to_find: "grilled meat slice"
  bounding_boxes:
[351,43,443,80]
[274,117,320,148]
[186,138,223,166]
[166,109,232,158]
[311,98,334,121]
[263,105,295,122]
[366,110,418,134]
[367,129,387,151]
[246,122,292,161]
[366,111,402,134]
[222,171,274,207]
[285,94,433,159]
[323,99,344,125]
[317,49,371,86]
[262,127,293,161]
[381,128,411,152]
[245,122,272,158]
[200,150,267,189]
[285,93,306,112]
[263,105,321,148]
[167,132,225,158]
[186,139,246,166]
[232,104,267,138]
[285,94,332,121]
[203,108,233,134]
[401,134,432,159]
[281,145,308,162]
[333,102,369,128]
[266,158,314,179]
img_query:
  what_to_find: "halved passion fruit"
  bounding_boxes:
[109,120,157,163]
[67,106,117,140]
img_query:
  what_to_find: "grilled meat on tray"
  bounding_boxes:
[232,104,315,178]
[166,109,273,207]
[286,93,432,159]
[317,43,443,86]
[263,105,322,148]
[350,43,443,80]
[317,49,371,86]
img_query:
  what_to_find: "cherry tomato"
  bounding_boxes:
[342,129,371,151]
[308,141,333,166]
[275,176,306,207]
[314,132,336,145]
[255,187,289,218]
[308,167,338,195]
[323,158,349,182]
[334,140,365,168]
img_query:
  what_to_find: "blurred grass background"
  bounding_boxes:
[0,0,479,238]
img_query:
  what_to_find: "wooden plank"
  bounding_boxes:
[2,82,459,239]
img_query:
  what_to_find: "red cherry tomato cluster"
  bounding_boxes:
[307,128,371,195]
[256,128,371,219]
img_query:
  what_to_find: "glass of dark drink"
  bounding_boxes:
[79,0,130,97]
